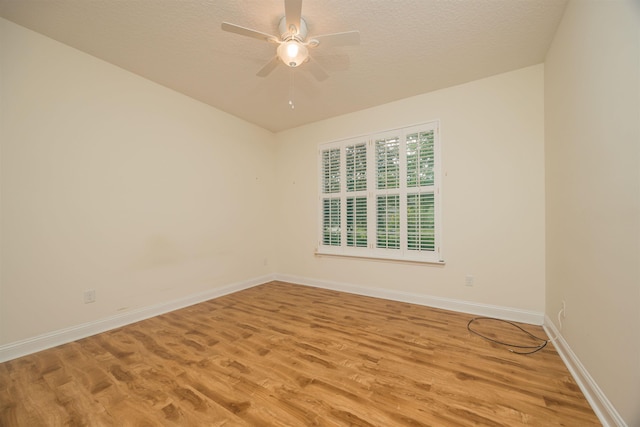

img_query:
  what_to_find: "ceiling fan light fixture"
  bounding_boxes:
[286,42,299,58]
[277,40,308,67]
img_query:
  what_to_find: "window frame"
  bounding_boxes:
[317,121,443,264]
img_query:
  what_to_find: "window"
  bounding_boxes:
[318,122,442,263]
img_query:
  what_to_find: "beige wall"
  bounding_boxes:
[0,18,277,345]
[545,1,640,424]
[3,2,636,423]
[275,65,546,313]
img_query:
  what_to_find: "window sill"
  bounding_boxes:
[314,250,445,266]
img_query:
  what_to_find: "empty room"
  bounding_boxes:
[1,0,638,426]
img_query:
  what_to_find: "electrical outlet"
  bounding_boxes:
[465,274,474,287]
[84,289,96,304]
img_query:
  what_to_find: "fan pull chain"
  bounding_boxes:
[288,69,295,110]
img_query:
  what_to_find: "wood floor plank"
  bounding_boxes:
[0,281,600,426]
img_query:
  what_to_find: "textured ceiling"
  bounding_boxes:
[0,0,567,132]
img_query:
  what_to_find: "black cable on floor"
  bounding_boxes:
[467,317,548,355]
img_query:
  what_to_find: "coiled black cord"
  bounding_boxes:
[467,317,548,355]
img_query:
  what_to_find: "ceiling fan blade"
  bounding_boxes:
[307,57,329,82]
[257,57,280,77]
[284,0,302,34]
[221,22,278,43]
[311,31,360,48]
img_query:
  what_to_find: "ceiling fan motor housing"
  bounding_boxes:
[279,15,308,41]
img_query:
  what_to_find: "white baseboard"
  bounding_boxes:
[274,274,545,325]
[543,315,627,427]
[2,274,623,427]
[0,274,275,363]
[0,274,542,363]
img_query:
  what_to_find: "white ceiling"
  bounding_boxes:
[0,0,567,132]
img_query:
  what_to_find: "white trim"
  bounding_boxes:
[275,273,544,325]
[318,121,442,264]
[543,316,627,427]
[0,275,274,363]
[314,251,445,265]
[2,274,623,426]
[4,273,622,427]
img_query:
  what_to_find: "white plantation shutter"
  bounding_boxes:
[376,194,400,249]
[318,122,442,263]
[375,136,401,190]
[346,196,367,247]
[346,142,368,248]
[346,143,367,192]
[374,133,401,251]
[322,148,340,194]
[406,130,435,188]
[322,198,341,246]
[321,147,342,246]
[407,193,435,251]
[406,129,436,252]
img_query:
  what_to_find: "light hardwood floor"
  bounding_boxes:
[0,281,600,426]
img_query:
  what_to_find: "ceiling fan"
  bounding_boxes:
[221,0,360,81]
